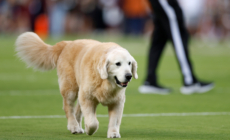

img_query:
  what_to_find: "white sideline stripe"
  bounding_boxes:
[1,112,230,119]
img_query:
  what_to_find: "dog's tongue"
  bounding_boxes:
[121,82,128,86]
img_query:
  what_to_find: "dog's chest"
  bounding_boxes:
[94,90,125,106]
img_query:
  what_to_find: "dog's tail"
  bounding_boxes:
[15,32,66,71]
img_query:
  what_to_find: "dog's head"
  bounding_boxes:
[97,47,138,88]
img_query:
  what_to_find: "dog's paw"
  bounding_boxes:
[85,121,99,135]
[67,124,84,134]
[107,132,121,138]
[72,128,84,134]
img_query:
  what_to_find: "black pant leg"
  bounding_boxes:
[145,16,168,86]
[167,0,197,85]
[148,0,197,86]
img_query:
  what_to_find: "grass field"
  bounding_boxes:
[0,34,230,140]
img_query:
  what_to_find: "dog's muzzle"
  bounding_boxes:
[114,75,131,87]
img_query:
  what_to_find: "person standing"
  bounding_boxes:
[139,0,214,94]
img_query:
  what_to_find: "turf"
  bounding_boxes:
[0,34,230,140]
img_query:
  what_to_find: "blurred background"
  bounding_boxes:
[0,0,230,41]
[0,1,230,139]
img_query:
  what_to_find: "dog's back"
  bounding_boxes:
[15,32,103,72]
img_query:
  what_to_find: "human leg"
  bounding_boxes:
[158,0,213,93]
[139,16,172,94]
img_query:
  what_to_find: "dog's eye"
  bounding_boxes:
[116,62,121,66]
[128,62,131,65]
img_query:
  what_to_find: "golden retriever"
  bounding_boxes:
[15,32,138,138]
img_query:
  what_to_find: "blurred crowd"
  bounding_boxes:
[0,0,230,41]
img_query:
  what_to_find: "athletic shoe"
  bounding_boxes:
[139,84,171,95]
[180,82,214,95]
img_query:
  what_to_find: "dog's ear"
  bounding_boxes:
[132,58,138,79]
[97,56,109,79]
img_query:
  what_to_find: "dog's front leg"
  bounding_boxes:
[79,95,99,135]
[107,101,125,138]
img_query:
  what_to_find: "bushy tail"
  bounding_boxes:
[15,32,66,71]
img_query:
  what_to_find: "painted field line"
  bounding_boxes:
[0,89,60,96]
[1,87,230,96]
[0,112,230,119]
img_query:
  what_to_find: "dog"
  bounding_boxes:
[15,32,138,138]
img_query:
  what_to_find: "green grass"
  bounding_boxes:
[0,34,230,140]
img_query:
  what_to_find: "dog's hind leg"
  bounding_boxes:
[74,99,84,133]
[78,91,99,135]
[58,59,84,134]
[59,79,83,134]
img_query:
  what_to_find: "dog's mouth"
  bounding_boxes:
[114,76,129,87]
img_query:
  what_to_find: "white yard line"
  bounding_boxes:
[0,87,230,96]
[1,112,230,119]
[0,89,60,96]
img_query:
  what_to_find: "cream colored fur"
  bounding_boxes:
[15,32,138,138]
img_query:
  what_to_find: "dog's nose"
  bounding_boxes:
[125,73,132,81]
